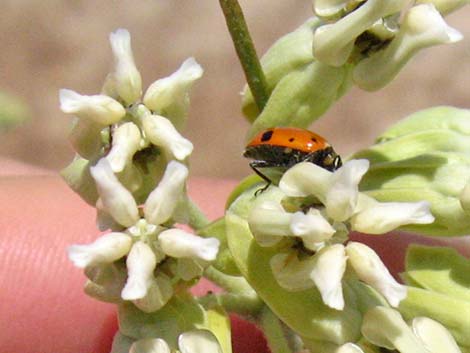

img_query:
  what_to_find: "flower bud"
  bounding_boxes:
[178,330,223,353]
[121,241,157,300]
[109,28,142,105]
[312,0,409,66]
[353,4,462,91]
[144,160,188,225]
[336,343,365,353]
[68,232,132,268]
[106,122,142,173]
[61,157,99,206]
[90,158,139,227]
[158,229,220,262]
[69,118,103,159]
[143,57,203,130]
[132,274,173,313]
[130,338,170,353]
[142,113,193,160]
[416,0,470,15]
[412,317,462,353]
[59,89,125,125]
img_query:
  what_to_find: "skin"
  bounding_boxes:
[1,158,466,353]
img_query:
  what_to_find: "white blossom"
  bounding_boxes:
[129,338,170,353]
[109,28,142,105]
[336,343,365,353]
[178,330,223,353]
[290,209,336,250]
[412,317,462,353]
[144,57,203,130]
[67,232,132,268]
[106,122,142,173]
[59,89,125,125]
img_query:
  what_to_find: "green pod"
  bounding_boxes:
[242,17,322,121]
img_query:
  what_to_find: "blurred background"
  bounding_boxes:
[1,0,469,180]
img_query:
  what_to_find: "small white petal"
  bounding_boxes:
[106,122,142,173]
[412,317,462,353]
[290,209,336,251]
[346,242,407,307]
[351,197,434,234]
[310,244,347,310]
[248,200,294,247]
[90,158,139,227]
[279,162,331,199]
[109,28,142,104]
[59,89,125,125]
[336,343,365,353]
[68,232,132,268]
[130,338,170,353]
[158,229,220,262]
[178,330,223,353]
[144,57,203,130]
[144,160,189,225]
[142,113,193,160]
[325,159,369,222]
[121,241,157,300]
[270,252,316,291]
[132,274,173,313]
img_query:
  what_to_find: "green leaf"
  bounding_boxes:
[404,245,470,302]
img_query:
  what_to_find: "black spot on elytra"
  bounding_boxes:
[311,137,317,143]
[261,130,274,142]
[288,137,295,142]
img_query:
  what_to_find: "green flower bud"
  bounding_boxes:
[69,118,104,160]
[351,107,470,236]
[60,156,98,206]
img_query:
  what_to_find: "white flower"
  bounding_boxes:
[290,209,336,250]
[362,307,462,353]
[346,242,407,307]
[336,343,365,353]
[312,0,409,66]
[142,113,194,161]
[129,330,222,353]
[353,4,462,91]
[106,122,142,173]
[144,57,203,130]
[59,89,125,125]
[109,28,142,105]
[67,232,132,268]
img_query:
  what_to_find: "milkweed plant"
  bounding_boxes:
[60,0,470,352]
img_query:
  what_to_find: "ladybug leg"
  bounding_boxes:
[249,161,273,196]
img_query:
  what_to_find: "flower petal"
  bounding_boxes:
[412,317,462,353]
[270,252,316,291]
[158,229,220,262]
[325,159,369,222]
[59,89,125,125]
[346,242,407,307]
[142,113,193,160]
[143,57,203,130]
[144,160,189,225]
[90,158,139,227]
[109,28,142,104]
[248,200,294,247]
[106,122,142,173]
[121,241,157,300]
[290,208,336,250]
[132,273,173,313]
[130,338,171,353]
[336,343,365,353]
[279,162,331,199]
[178,330,223,353]
[68,232,132,268]
[350,196,434,234]
[309,244,347,310]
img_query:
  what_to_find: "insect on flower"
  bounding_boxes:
[244,127,342,193]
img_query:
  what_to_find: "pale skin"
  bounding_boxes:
[0,158,465,353]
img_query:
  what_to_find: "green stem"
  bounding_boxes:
[204,266,255,294]
[219,0,269,112]
[198,293,264,317]
[260,306,294,353]
[187,197,210,230]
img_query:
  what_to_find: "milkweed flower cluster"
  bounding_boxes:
[61,29,220,313]
[248,159,434,310]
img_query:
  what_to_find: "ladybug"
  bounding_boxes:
[244,127,342,193]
